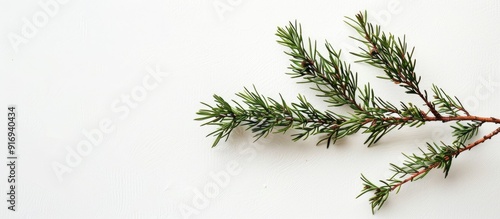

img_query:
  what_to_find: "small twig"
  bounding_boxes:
[390,126,500,191]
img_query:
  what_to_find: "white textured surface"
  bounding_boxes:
[1,0,500,218]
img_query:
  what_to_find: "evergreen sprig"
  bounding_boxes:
[196,11,500,214]
[276,21,362,111]
[196,86,344,147]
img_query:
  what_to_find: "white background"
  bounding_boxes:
[1,0,500,218]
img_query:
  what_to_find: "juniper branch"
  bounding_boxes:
[196,11,500,214]
[346,11,442,119]
[196,86,345,147]
[276,21,364,111]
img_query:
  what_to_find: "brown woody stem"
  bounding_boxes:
[358,115,500,126]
